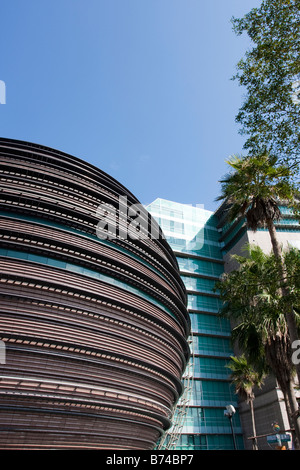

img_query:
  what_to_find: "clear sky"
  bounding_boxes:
[0,0,261,211]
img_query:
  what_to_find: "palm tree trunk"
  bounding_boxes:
[285,379,300,449]
[266,217,300,385]
[282,387,299,450]
[249,399,258,450]
[266,338,300,449]
[266,217,284,260]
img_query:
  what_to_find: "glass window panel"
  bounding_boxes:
[181,276,217,292]
[177,257,223,277]
[193,356,230,377]
[192,335,232,356]
[189,313,231,335]
[187,294,222,312]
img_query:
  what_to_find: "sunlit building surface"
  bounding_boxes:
[0,139,190,450]
[147,199,244,450]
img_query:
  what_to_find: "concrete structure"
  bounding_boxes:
[0,138,190,450]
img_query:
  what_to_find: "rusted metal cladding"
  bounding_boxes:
[0,138,190,450]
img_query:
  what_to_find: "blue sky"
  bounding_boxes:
[0,0,261,211]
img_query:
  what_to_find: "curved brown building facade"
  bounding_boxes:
[0,138,190,450]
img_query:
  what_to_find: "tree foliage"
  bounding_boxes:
[216,244,300,372]
[226,355,264,404]
[216,244,300,445]
[226,355,263,450]
[216,153,295,229]
[232,0,300,165]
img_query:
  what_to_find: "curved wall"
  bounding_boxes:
[0,138,190,450]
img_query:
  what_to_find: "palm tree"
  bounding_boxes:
[227,355,264,450]
[217,152,300,385]
[217,153,294,237]
[232,308,300,449]
[217,245,300,448]
[232,306,300,447]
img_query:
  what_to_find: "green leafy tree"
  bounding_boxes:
[232,0,300,166]
[226,355,264,450]
[217,153,300,386]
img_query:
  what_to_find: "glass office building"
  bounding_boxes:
[147,199,244,450]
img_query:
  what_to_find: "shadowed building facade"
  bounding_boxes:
[0,138,190,450]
